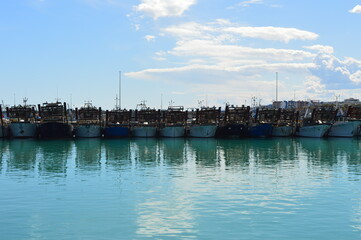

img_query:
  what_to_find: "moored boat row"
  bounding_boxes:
[2,100,361,139]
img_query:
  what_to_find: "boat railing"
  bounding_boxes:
[106,109,132,126]
[135,109,160,125]
[194,107,221,125]
[222,105,250,125]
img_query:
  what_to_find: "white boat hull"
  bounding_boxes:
[160,126,185,138]
[272,126,294,137]
[74,124,102,138]
[188,125,217,138]
[296,124,331,138]
[132,126,157,137]
[9,122,37,138]
[328,121,361,137]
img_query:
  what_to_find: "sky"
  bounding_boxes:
[1,0,361,110]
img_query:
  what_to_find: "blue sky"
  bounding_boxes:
[1,0,361,109]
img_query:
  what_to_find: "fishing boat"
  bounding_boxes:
[132,102,159,138]
[248,108,273,137]
[296,107,335,138]
[0,104,7,138]
[74,102,102,138]
[6,98,38,138]
[272,109,298,137]
[188,107,220,138]
[38,101,73,139]
[159,106,187,138]
[103,109,132,138]
[216,105,250,138]
[328,105,361,137]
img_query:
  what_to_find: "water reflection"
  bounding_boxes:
[132,139,160,167]
[0,140,8,171]
[1,138,361,239]
[0,138,360,175]
[74,139,102,171]
[187,138,218,167]
[160,139,186,166]
[297,138,361,171]
[37,140,72,176]
[217,139,250,167]
[7,139,38,172]
[103,139,132,170]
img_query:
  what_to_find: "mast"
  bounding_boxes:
[276,72,278,102]
[119,71,121,110]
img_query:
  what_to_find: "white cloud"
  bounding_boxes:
[125,63,313,80]
[134,0,197,19]
[144,35,156,41]
[350,71,361,83]
[349,5,361,14]
[160,21,317,65]
[171,92,186,95]
[126,18,361,103]
[170,39,315,62]
[162,21,319,43]
[238,0,264,7]
[304,45,334,54]
[309,54,361,89]
[223,26,318,43]
[305,75,326,94]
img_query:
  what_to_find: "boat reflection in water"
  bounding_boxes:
[7,139,38,172]
[103,139,132,170]
[75,139,102,171]
[1,137,361,239]
[187,138,218,166]
[37,140,73,176]
[159,138,187,165]
[132,138,159,166]
[0,140,8,169]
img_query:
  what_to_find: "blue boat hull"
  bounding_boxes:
[39,122,73,139]
[248,123,273,137]
[103,126,130,138]
[216,123,248,138]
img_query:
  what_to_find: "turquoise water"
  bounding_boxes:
[0,138,361,239]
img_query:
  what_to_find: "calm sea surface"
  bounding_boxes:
[0,138,361,239]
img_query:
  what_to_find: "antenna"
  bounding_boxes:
[276,72,278,102]
[293,89,295,101]
[119,71,121,109]
[23,97,28,106]
[161,93,163,110]
[115,94,119,110]
[70,94,72,110]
